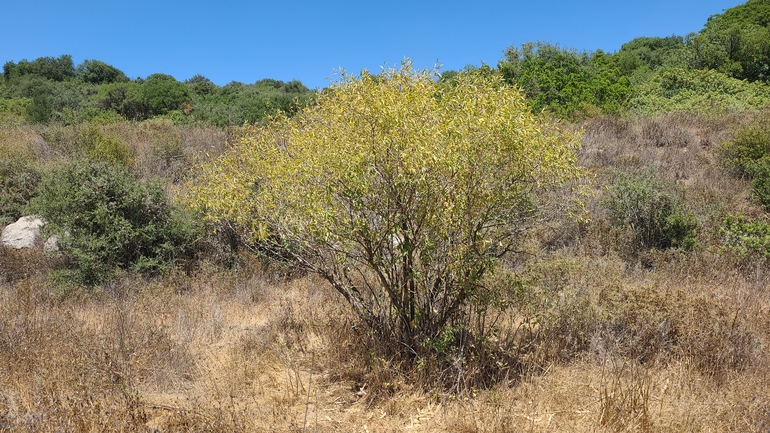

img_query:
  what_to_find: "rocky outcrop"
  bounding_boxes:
[1,216,45,249]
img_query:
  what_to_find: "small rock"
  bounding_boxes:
[44,235,59,252]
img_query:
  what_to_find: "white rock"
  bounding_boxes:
[1,216,45,249]
[44,235,59,252]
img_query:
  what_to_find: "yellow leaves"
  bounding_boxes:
[186,60,584,249]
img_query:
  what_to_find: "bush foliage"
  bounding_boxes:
[628,68,770,115]
[30,159,203,285]
[188,62,584,371]
[603,169,698,251]
[719,113,770,176]
[498,42,632,119]
[0,159,40,226]
[721,214,770,260]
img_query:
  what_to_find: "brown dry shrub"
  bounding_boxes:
[0,124,48,162]
[508,254,759,381]
[639,116,695,148]
[0,246,52,283]
[580,115,639,169]
[676,295,756,380]
[599,360,653,432]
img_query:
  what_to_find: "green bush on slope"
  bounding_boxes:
[30,159,203,285]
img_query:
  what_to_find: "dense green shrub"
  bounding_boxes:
[750,160,770,211]
[721,214,770,259]
[189,78,314,126]
[1,55,314,126]
[30,159,203,285]
[498,42,632,119]
[603,169,698,251]
[185,74,218,96]
[2,75,99,123]
[629,68,770,115]
[3,55,75,82]
[689,1,770,83]
[616,36,688,76]
[142,74,191,117]
[0,98,31,118]
[75,59,129,84]
[719,114,770,176]
[95,81,147,120]
[718,114,770,213]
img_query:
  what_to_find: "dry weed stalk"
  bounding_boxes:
[599,359,653,432]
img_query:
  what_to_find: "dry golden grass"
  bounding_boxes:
[1,248,769,432]
[2,120,230,184]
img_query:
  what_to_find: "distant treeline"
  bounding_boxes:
[2,0,770,124]
[1,56,314,126]
[442,0,770,119]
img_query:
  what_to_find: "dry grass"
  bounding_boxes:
[5,120,230,184]
[0,248,768,432]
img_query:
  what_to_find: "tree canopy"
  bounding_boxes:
[498,42,632,119]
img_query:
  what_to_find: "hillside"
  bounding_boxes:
[1,1,770,432]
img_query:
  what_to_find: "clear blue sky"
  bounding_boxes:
[2,0,747,90]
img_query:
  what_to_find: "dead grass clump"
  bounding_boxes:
[28,120,229,185]
[583,115,634,142]
[0,123,53,163]
[580,115,638,169]
[591,284,677,364]
[0,275,201,432]
[0,246,52,283]
[599,360,653,432]
[676,295,756,380]
[510,252,760,382]
[128,120,229,183]
[0,277,63,372]
[580,113,731,185]
[639,116,695,148]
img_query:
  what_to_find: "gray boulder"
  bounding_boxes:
[44,235,60,252]
[1,216,45,249]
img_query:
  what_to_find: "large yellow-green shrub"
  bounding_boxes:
[187,62,584,371]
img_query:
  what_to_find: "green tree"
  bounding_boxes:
[96,81,147,120]
[189,78,314,126]
[3,55,75,82]
[688,0,770,83]
[75,59,129,84]
[142,73,190,116]
[188,62,584,367]
[185,74,218,96]
[616,36,687,75]
[498,42,631,119]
